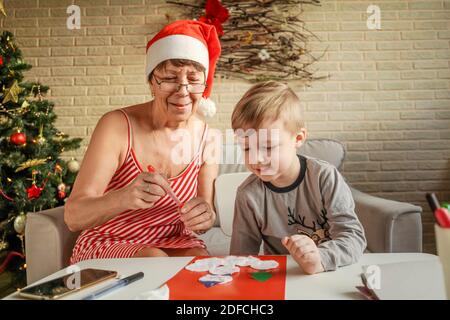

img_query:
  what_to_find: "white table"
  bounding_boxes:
[5,253,444,300]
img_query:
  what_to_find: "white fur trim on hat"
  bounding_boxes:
[146,35,209,78]
[198,97,216,117]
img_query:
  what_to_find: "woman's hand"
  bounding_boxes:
[119,172,171,210]
[282,235,324,275]
[179,197,216,234]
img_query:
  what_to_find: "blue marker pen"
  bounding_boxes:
[82,272,144,300]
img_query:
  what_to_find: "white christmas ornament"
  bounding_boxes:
[67,158,80,173]
[14,214,27,234]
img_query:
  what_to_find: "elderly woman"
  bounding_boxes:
[65,20,221,263]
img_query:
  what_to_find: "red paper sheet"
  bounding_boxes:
[166,256,286,300]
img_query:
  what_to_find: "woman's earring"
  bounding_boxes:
[151,91,155,98]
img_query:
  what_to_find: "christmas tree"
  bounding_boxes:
[0,31,82,293]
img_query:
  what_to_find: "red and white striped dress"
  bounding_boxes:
[70,109,207,264]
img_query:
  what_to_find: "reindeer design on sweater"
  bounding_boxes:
[287,207,331,245]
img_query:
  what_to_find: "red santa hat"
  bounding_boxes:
[145,20,221,117]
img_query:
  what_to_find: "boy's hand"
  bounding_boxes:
[282,235,324,275]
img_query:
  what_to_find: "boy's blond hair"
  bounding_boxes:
[231,81,304,133]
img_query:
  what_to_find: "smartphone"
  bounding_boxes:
[18,268,118,300]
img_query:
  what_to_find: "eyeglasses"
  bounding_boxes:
[152,75,207,94]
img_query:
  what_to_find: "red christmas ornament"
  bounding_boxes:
[27,183,43,200]
[10,132,27,146]
[57,190,66,200]
[0,56,3,67]
[199,0,230,37]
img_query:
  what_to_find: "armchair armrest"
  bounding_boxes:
[351,188,422,253]
[25,206,79,284]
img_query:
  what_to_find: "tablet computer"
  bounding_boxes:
[18,268,118,300]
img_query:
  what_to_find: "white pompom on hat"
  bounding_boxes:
[145,20,221,117]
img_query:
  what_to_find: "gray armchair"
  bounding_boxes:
[24,139,422,284]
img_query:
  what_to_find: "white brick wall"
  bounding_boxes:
[2,0,449,253]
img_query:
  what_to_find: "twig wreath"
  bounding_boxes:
[166,0,326,83]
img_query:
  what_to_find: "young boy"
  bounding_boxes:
[230,81,366,274]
